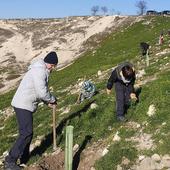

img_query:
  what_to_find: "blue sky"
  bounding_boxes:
[0,0,169,19]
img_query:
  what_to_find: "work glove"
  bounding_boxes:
[130,93,137,106]
[50,95,57,104]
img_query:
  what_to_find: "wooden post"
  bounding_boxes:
[53,105,57,150]
[65,126,74,170]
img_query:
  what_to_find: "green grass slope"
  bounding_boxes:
[0,16,170,169]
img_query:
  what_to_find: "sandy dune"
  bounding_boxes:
[0,15,140,93]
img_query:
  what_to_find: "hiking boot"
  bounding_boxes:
[4,161,21,170]
[117,116,127,122]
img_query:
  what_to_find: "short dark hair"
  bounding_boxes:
[122,65,134,80]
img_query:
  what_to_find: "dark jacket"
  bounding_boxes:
[107,62,135,93]
[140,42,149,56]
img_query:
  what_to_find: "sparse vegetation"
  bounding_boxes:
[0,83,5,89]
[0,28,14,44]
[5,74,20,81]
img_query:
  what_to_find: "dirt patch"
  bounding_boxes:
[76,143,105,170]
[26,151,64,170]
[26,139,106,170]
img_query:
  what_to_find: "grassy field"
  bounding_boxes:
[0,16,170,169]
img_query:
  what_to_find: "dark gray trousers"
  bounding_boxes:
[6,107,33,164]
[115,82,131,117]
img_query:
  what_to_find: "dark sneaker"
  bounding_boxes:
[4,161,21,170]
[117,116,127,122]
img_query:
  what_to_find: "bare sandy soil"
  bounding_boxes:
[0,15,140,94]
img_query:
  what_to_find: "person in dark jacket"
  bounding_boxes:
[106,62,137,122]
[140,42,150,56]
[4,51,58,170]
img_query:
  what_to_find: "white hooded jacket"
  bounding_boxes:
[11,59,56,112]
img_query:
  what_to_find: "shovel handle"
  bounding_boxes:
[53,105,57,150]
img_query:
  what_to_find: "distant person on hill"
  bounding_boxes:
[106,62,137,122]
[4,51,58,170]
[140,42,150,56]
[140,42,150,66]
[159,33,164,45]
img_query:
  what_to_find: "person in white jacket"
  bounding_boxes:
[4,51,58,170]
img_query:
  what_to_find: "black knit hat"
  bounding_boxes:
[44,51,58,65]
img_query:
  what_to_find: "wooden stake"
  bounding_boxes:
[53,105,57,150]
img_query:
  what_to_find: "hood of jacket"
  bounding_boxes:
[115,62,134,84]
[28,59,50,73]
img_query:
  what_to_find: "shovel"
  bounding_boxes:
[52,105,57,150]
